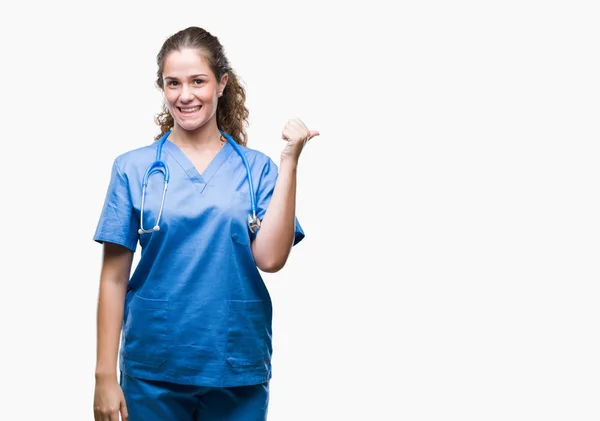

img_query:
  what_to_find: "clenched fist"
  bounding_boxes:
[280,118,320,163]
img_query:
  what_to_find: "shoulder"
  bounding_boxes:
[236,143,276,170]
[111,142,158,173]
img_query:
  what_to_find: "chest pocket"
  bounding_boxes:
[231,191,249,206]
[230,191,253,246]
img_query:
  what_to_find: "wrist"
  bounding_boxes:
[279,157,298,172]
[95,368,117,382]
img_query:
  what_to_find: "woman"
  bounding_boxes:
[92,26,318,421]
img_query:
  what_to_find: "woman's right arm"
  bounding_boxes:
[94,242,133,420]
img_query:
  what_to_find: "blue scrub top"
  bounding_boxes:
[93,137,304,387]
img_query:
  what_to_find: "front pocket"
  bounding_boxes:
[226,300,269,368]
[122,295,169,366]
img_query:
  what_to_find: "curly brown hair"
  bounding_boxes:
[153,26,249,146]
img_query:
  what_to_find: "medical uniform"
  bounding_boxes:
[93,136,304,420]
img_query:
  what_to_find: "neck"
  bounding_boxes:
[170,120,224,149]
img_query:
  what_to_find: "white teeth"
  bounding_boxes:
[181,106,200,113]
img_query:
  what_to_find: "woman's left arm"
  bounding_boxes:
[251,118,319,273]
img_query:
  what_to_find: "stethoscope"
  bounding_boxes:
[138,129,261,235]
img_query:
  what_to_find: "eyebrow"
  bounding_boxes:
[164,73,209,80]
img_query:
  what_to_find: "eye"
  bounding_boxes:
[167,80,179,87]
[193,79,205,85]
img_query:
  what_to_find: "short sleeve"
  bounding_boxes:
[252,157,305,246]
[93,158,139,252]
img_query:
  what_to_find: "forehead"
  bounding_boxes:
[162,48,214,79]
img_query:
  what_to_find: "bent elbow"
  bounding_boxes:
[256,257,287,273]
[252,240,293,273]
[257,261,285,273]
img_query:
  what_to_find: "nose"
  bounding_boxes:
[180,84,195,103]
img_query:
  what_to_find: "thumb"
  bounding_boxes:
[308,130,320,140]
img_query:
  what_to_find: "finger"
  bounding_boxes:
[121,398,129,421]
[304,130,320,143]
[283,118,306,134]
[283,118,302,132]
[292,118,309,134]
[282,127,304,142]
[281,128,293,141]
[94,409,107,421]
[290,119,316,140]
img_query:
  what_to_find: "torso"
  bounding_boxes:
[107,138,286,388]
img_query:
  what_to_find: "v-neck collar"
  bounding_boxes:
[162,138,234,194]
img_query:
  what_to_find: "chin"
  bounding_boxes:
[176,120,206,132]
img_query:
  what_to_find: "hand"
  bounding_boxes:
[280,118,320,164]
[94,377,128,421]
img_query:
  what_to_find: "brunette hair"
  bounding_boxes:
[154,26,249,145]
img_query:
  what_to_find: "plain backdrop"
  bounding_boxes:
[1,0,599,419]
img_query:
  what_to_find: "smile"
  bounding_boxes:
[178,106,201,113]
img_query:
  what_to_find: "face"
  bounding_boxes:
[161,48,228,132]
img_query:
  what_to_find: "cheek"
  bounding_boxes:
[164,91,178,106]
[197,90,215,103]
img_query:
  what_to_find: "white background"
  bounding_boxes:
[1,0,599,419]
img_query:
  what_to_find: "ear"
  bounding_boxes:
[219,73,229,93]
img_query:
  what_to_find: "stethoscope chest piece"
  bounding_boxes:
[248,212,261,234]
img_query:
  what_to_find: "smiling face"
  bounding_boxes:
[162,48,228,132]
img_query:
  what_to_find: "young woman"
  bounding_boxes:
[92,26,319,421]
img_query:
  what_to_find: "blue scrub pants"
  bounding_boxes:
[120,373,269,421]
